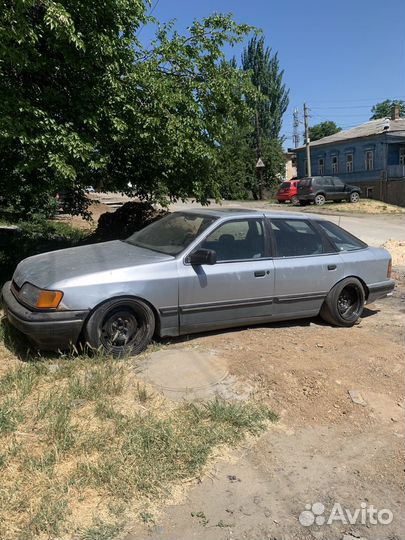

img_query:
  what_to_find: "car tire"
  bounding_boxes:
[299,200,309,206]
[277,200,286,204]
[84,297,155,357]
[349,192,360,203]
[320,277,365,327]
[314,194,326,206]
[291,196,299,205]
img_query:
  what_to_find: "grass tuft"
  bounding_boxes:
[0,353,278,539]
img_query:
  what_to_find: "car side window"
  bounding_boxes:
[200,219,265,261]
[316,221,366,251]
[270,219,324,257]
[321,178,333,186]
[333,178,344,187]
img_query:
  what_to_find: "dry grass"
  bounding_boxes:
[0,337,277,540]
[303,199,405,215]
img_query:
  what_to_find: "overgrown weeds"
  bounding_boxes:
[0,350,278,539]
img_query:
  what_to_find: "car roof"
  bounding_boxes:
[176,208,320,220]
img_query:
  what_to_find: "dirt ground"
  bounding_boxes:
[127,269,405,540]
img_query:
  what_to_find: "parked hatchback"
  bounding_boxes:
[276,180,300,205]
[298,176,361,206]
[1,210,393,357]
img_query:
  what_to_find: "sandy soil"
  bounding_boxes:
[301,199,405,215]
[127,270,405,540]
[383,240,405,267]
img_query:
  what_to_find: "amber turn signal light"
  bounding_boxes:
[387,259,392,279]
[36,290,63,309]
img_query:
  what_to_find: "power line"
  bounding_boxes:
[308,96,404,104]
[137,0,161,37]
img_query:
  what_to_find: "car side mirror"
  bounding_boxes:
[189,248,217,266]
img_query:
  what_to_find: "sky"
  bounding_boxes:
[139,0,404,149]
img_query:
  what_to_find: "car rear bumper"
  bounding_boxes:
[1,281,88,350]
[276,194,295,201]
[366,280,395,304]
[298,193,315,201]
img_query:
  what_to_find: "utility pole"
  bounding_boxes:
[304,103,311,177]
[292,108,300,148]
[255,87,264,200]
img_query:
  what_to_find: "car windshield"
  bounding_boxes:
[126,212,217,255]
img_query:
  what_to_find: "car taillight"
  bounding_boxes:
[387,259,392,278]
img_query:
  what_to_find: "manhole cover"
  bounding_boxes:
[136,348,247,401]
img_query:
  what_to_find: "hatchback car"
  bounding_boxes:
[276,180,300,205]
[1,210,394,356]
[298,176,361,206]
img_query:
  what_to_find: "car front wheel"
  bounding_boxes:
[314,194,326,206]
[349,192,360,203]
[84,297,155,357]
[320,277,365,327]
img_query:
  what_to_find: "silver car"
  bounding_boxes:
[1,209,394,356]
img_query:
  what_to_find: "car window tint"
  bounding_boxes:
[271,219,324,257]
[317,221,367,251]
[321,178,333,186]
[280,182,290,188]
[333,178,344,187]
[201,219,265,261]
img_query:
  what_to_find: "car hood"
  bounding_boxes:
[13,240,173,289]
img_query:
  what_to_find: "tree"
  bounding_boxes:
[370,99,405,120]
[218,36,289,200]
[242,36,289,140]
[0,3,254,219]
[309,121,341,142]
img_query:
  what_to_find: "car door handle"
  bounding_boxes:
[254,270,266,277]
[328,264,337,271]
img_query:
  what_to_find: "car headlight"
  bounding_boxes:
[19,283,63,309]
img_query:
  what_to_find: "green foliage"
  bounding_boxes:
[308,121,342,142]
[217,37,289,199]
[0,218,87,287]
[242,36,289,140]
[370,99,405,120]
[0,2,254,217]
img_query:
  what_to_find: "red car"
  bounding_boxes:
[276,180,300,204]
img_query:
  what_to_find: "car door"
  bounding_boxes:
[269,217,344,318]
[178,217,275,333]
[320,177,335,199]
[332,177,347,200]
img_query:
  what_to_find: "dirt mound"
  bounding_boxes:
[382,239,405,267]
[91,201,168,241]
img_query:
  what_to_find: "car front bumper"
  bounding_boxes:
[1,281,89,350]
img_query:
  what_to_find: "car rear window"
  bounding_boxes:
[279,182,290,188]
[316,221,367,251]
[270,218,324,257]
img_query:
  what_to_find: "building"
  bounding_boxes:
[284,151,297,181]
[292,106,405,205]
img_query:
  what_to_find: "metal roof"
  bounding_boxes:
[294,117,405,150]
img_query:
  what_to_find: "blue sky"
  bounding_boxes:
[139,0,404,148]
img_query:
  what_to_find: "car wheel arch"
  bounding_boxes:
[83,294,162,338]
[328,275,369,300]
